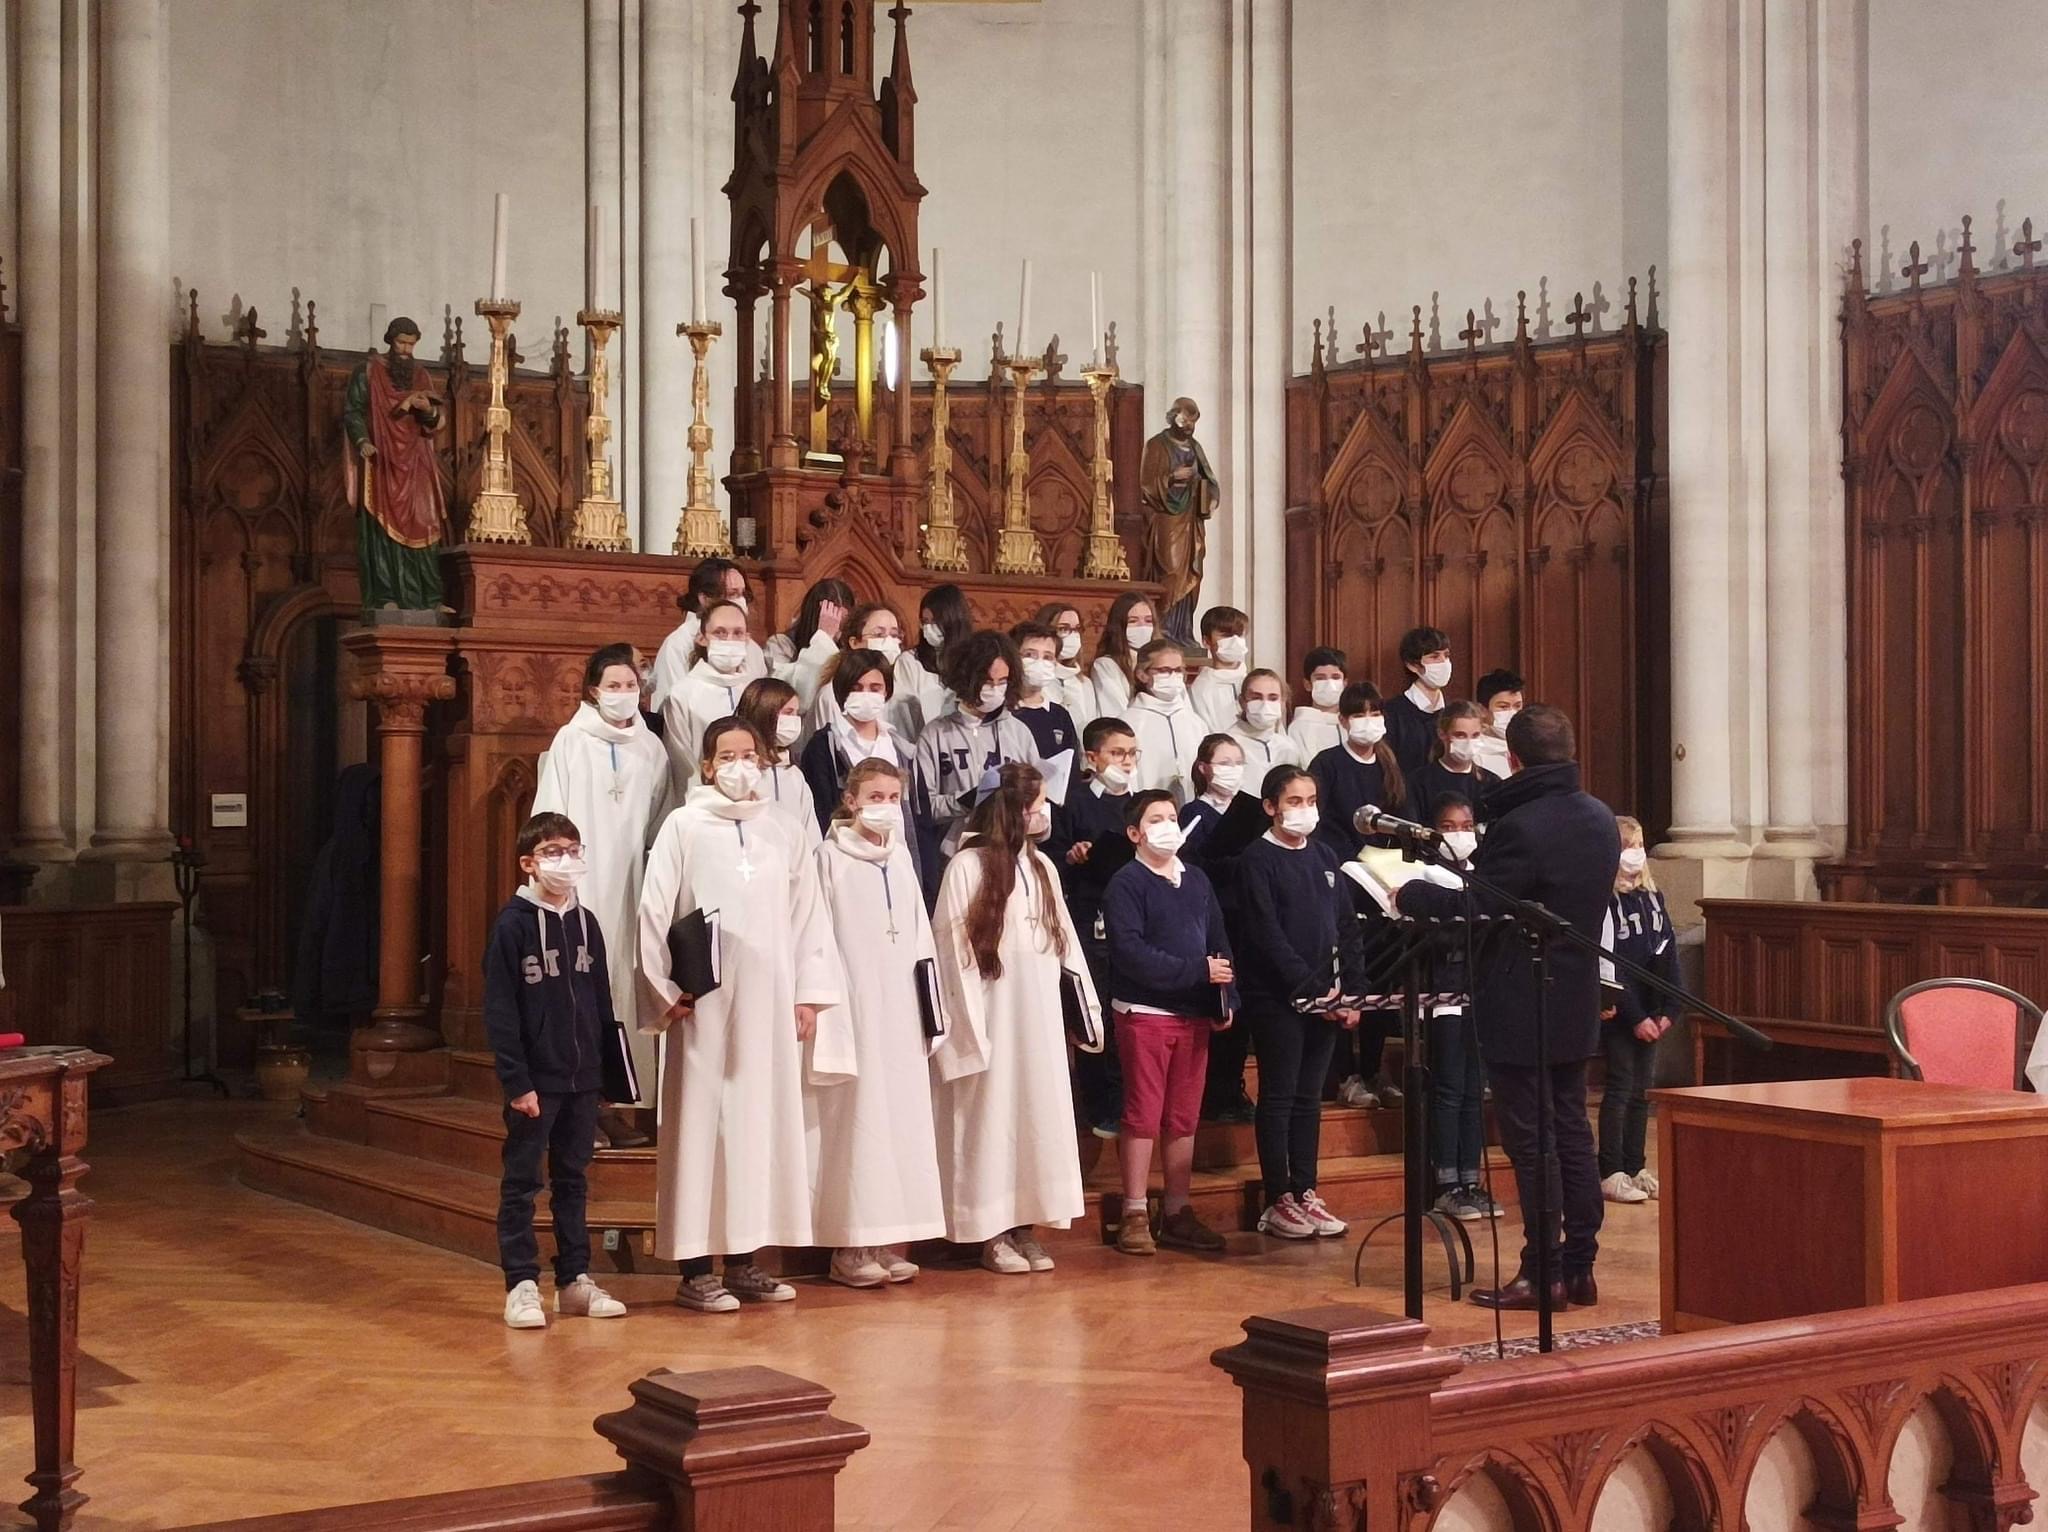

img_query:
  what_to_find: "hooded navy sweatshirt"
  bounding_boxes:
[481,887,613,1098]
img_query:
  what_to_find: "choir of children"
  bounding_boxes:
[483,589,1652,1325]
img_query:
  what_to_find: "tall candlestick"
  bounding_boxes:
[691,216,706,323]
[1090,272,1101,366]
[1016,258,1032,360]
[932,246,944,349]
[585,206,601,311]
[490,192,509,301]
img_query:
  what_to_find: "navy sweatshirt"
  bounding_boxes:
[481,890,613,1098]
[1408,760,1493,825]
[1179,794,1253,921]
[1102,859,1237,1018]
[1382,690,1442,781]
[1309,743,1403,860]
[1046,781,1136,939]
[1604,885,1680,1026]
[1012,698,1080,761]
[1235,834,1367,1009]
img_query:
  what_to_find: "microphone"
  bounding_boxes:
[1353,804,1440,842]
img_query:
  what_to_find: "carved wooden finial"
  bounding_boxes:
[237,306,267,350]
[1105,318,1120,371]
[552,319,572,378]
[1959,214,1977,279]
[1903,240,1930,291]
[1311,316,1324,369]
[1625,275,1639,330]
[1409,304,1424,349]
[304,299,319,352]
[1515,289,1529,344]
[2014,218,2041,271]
[1567,292,1590,340]
[188,288,201,339]
[1848,238,1864,290]
[1646,265,1660,328]
[0,255,8,326]
[990,320,1005,368]
[1459,308,1482,352]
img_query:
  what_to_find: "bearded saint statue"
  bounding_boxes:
[342,316,446,614]
[1138,396,1219,645]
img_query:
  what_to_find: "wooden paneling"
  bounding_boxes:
[1,313,20,847]
[1284,290,1666,820]
[1829,222,2048,904]
[0,904,176,1101]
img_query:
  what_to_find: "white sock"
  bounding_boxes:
[1123,1197,1149,1216]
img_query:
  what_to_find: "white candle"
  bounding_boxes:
[1090,272,1101,366]
[691,216,706,323]
[1016,258,1033,361]
[490,192,509,301]
[931,247,944,350]
[585,206,599,310]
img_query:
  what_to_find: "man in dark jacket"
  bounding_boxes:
[1397,705,1620,1310]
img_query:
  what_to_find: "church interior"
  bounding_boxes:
[5,1,2048,1528]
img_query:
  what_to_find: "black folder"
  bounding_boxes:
[914,957,947,1040]
[1060,969,1103,1051]
[599,1018,640,1106]
[665,907,722,999]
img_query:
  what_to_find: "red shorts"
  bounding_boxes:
[1116,1011,1211,1140]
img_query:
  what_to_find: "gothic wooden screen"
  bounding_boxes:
[1283,287,1668,822]
[1827,219,2048,906]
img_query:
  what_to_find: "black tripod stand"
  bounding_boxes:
[172,839,230,1098]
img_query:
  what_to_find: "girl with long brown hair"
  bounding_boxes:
[929,761,1101,1276]
[1087,591,1158,720]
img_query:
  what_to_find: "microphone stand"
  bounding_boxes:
[1370,821,1768,1352]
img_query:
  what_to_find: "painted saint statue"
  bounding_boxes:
[1138,396,1219,645]
[343,316,446,614]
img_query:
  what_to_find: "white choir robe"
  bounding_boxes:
[531,703,671,1107]
[765,628,842,713]
[1229,723,1306,776]
[1089,655,1137,721]
[762,761,823,847]
[929,842,1100,1243]
[1189,664,1247,734]
[651,615,765,712]
[659,660,752,799]
[805,826,947,1247]
[637,787,848,1261]
[1287,705,1342,763]
[1051,661,1099,734]
[1125,692,1205,802]
[893,650,950,741]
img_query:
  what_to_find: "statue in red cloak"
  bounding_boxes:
[342,316,446,613]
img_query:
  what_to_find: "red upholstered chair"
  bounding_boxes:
[1883,978,2044,1091]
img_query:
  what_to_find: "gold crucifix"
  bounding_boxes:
[799,229,860,457]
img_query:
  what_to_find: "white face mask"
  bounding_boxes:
[1057,631,1082,660]
[1142,819,1185,854]
[1244,698,1283,731]
[706,638,748,674]
[857,803,898,835]
[774,714,802,747]
[866,635,903,665]
[1311,677,1344,708]
[1214,635,1248,665]
[977,682,1008,713]
[1280,806,1319,837]
[1022,657,1058,691]
[1208,763,1244,796]
[1491,707,1518,733]
[1619,847,1649,876]
[1094,761,1132,793]
[727,592,748,613]
[596,690,640,723]
[714,759,762,800]
[1348,715,1387,747]
[843,690,888,724]
[533,852,586,896]
[1025,804,1052,840]
[1446,736,1479,765]
[1148,672,1186,701]
[1126,621,1155,649]
[1420,658,1453,690]
[920,621,945,649]
[1442,830,1479,863]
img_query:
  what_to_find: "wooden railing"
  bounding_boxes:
[179,1365,868,1531]
[1214,1287,2048,1530]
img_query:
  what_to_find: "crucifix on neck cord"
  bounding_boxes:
[800,225,862,458]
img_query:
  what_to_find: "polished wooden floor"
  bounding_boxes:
[0,1099,1663,1531]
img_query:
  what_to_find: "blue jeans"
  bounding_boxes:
[1429,1008,1486,1185]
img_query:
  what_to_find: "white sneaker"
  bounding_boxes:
[1257,1194,1317,1239]
[724,1262,797,1302]
[882,1249,919,1283]
[1014,1231,1055,1272]
[1298,1188,1348,1237]
[1632,1169,1660,1200]
[503,1279,547,1329]
[981,1233,1031,1274]
[830,1247,889,1289]
[1602,1171,1650,1204]
[675,1273,740,1313]
[555,1273,626,1318]
[1337,1075,1379,1109]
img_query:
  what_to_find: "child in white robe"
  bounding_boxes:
[637,716,848,1313]
[807,759,947,1288]
[1124,639,1205,802]
[1088,591,1158,722]
[1229,668,1307,775]
[930,761,1102,1276]
[659,598,755,799]
[532,643,670,1145]
[650,557,765,711]
[1032,601,1099,731]
[763,577,854,720]
[738,677,823,848]
[1188,604,1251,734]
[1287,645,1350,762]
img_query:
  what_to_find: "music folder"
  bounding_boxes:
[599,1016,640,1105]
[913,957,947,1040]
[665,907,723,1000]
[1060,969,1104,1052]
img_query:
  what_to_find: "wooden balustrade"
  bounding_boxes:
[179,1365,869,1532]
[1214,1287,2048,1531]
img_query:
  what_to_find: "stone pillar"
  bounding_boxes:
[1246,0,1292,662]
[587,0,631,531]
[344,631,455,1056]
[83,0,174,883]
[14,0,67,861]
[638,0,689,552]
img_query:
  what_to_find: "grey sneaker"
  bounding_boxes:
[1435,1187,1482,1223]
[675,1273,739,1313]
[724,1262,796,1302]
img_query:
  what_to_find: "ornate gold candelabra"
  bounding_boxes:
[674,319,731,557]
[569,309,629,551]
[1080,362,1129,580]
[993,353,1047,575]
[918,346,968,571]
[469,299,531,544]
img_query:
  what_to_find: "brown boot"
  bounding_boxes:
[597,1106,651,1148]
[1115,1206,1157,1257]
[1157,1206,1226,1254]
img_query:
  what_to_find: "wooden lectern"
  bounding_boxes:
[1655,1077,2048,1333]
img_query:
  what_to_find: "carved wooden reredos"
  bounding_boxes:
[1285,284,1668,822]
[1826,216,2048,907]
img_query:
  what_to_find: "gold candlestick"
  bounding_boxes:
[569,309,629,551]
[469,298,531,544]
[993,353,1046,575]
[674,319,731,557]
[918,346,968,572]
[1080,362,1129,580]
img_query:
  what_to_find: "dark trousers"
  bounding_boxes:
[1071,935,1123,1126]
[1486,1059,1602,1277]
[1598,1021,1654,1177]
[497,1089,599,1290]
[1251,1003,1342,1201]
[1202,1009,1253,1110]
[1328,1012,1392,1094]
[1428,1008,1486,1185]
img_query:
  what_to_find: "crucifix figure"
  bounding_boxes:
[799,228,860,454]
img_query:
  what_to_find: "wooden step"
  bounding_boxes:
[447,1049,504,1104]
[363,1094,660,1203]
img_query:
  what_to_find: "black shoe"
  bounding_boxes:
[1204,1097,1255,1125]
[1564,1271,1598,1307]
[1469,1275,1569,1312]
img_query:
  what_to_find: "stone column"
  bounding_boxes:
[84,0,174,880]
[14,0,67,861]
[345,631,455,1055]
[1246,0,1292,661]
[587,0,631,534]
[637,0,689,551]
